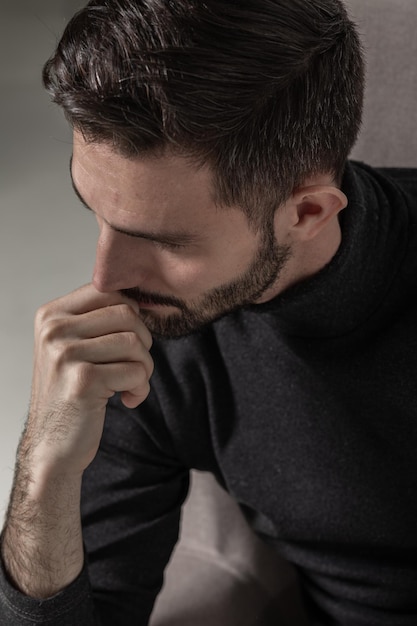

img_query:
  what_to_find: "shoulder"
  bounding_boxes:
[376,166,417,195]
[349,160,417,200]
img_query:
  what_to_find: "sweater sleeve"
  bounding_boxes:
[0,391,190,626]
[0,559,99,625]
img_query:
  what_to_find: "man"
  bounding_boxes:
[1,0,417,624]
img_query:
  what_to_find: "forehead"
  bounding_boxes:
[71,131,218,227]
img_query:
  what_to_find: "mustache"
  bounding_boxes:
[120,287,185,309]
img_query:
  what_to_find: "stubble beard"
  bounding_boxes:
[121,228,291,339]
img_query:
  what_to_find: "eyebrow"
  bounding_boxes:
[69,156,200,246]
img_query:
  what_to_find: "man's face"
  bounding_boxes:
[71,132,291,338]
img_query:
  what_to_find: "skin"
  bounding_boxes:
[1,130,347,599]
[72,138,291,336]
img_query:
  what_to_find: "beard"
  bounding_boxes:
[121,227,291,339]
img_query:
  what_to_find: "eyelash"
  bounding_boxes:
[153,240,186,251]
[83,206,188,251]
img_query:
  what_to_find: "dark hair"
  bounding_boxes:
[43,0,364,228]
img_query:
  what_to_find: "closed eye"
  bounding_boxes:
[152,240,188,251]
[69,156,201,251]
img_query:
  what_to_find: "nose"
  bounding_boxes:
[92,225,144,293]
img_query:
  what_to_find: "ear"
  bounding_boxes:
[287,185,347,242]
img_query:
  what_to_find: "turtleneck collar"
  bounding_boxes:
[243,161,416,338]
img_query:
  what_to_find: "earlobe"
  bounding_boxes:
[290,186,347,241]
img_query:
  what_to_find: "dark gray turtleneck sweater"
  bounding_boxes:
[1,162,417,625]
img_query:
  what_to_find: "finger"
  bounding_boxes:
[120,387,151,409]
[68,304,153,350]
[47,283,141,317]
[40,303,153,352]
[96,362,152,403]
[67,333,154,379]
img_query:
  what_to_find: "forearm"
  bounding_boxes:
[0,285,153,619]
[1,443,84,599]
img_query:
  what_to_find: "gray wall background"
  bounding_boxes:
[0,1,94,519]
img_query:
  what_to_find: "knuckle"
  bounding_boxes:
[128,361,149,385]
[147,355,155,377]
[72,361,95,392]
[117,303,137,325]
[39,318,70,344]
[134,358,152,382]
[140,359,153,383]
[35,303,52,328]
[123,331,140,349]
[37,317,60,343]
[56,340,78,364]
[142,327,153,351]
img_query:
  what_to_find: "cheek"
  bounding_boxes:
[157,246,253,298]
[156,255,213,296]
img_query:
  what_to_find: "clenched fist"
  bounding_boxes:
[25,283,154,474]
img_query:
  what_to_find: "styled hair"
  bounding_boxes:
[43,0,365,228]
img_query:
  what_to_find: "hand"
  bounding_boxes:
[25,283,154,474]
